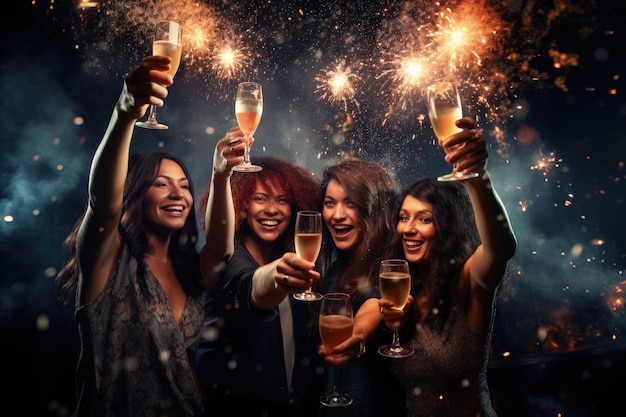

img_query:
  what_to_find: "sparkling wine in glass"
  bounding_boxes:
[319,292,353,407]
[136,21,182,130]
[293,211,323,301]
[378,259,414,358]
[233,82,263,172]
[426,81,479,181]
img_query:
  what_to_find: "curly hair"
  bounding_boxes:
[388,177,479,331]
[56,152,201,305]
[315,157,398,306]
[198,156,320,253]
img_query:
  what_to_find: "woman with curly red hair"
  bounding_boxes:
[195,156,324,417]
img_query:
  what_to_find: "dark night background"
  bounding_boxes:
[1,0,625,416]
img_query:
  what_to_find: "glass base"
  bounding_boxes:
[320,393,353,408]
[232,163,262,172]
[136,120,168,130]
[378,344,414,358]
[293,291,323,301]
[437,171,480,182]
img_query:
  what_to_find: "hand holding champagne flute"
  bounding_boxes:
[293,211,323,301]
[136,21,182,130]
[378,259,413,358]
[319,293,353,407]
[426,81,480,181]
[234,82,263,172]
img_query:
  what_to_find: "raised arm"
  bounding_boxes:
[199,127,251,288]
[76,56,173,305]
[447,117,517,291]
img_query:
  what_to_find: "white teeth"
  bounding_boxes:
[260,220,279,226]
[163,205,184,212]
[334,225,350,231]
[405,240,421,247]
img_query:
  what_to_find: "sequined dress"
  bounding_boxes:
[389,305,497,417]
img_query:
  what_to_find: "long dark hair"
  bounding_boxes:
[389,177,479,330]
[315,157,398,306]
[56,152,201,305]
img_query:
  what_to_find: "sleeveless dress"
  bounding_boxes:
[389,305,497,417]
[73,245,205,417]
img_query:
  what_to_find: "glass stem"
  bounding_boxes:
[242,138,251,165]
[392,327,401,347]
[332,367,341,394]
[146,105,158,123]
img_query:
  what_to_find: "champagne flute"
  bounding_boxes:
[233,82,263,172]
[136,21,183,130]
[319,292,353,407]
[377,259,414,358]
[426,81,480,181]
[293,211,323,301]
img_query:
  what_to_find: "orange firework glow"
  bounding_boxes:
[315,62,360,111]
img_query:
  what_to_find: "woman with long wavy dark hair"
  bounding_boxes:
[379,118,517,417]
[55,55,247,417]
[314,157,406,417]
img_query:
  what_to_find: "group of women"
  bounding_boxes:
[56,55,517,417]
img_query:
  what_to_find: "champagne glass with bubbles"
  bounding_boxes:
[319,292,353,407]
[233,82,263,172]
[378,259,414,358]
[136,21,182,130]
[426,81,479,181]
[293,211,323,301]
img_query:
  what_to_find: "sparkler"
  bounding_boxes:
[15,0,626,375]
[314,61,361,112]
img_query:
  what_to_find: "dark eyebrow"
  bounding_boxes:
[154,174,189,182]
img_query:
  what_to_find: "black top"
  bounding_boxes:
[195,244,324,417]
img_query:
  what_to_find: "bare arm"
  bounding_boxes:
[250,253,319,309]
[445,118,517,332]
[76,56,173,305]
[446,118,517,290]
[199,127,250,288]
[320,298,381,367]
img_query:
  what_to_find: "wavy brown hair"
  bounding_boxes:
[314,157,398,306]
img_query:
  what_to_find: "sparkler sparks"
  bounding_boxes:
[8,4,626,409]
[314,62,360,112]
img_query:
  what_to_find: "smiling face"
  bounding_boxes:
[396,194,436,265]
[142,158,193,234]
[245,180,292,244]
[322,179,364,252]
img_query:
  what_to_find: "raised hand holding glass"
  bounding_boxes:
[233,82,263,172]
[136,21,182,130]
[426,81,480,181]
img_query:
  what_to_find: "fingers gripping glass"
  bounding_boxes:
[319,293,353,407]
[233,82,263,172]
[426,81,479,181]
[136,21,182,130]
